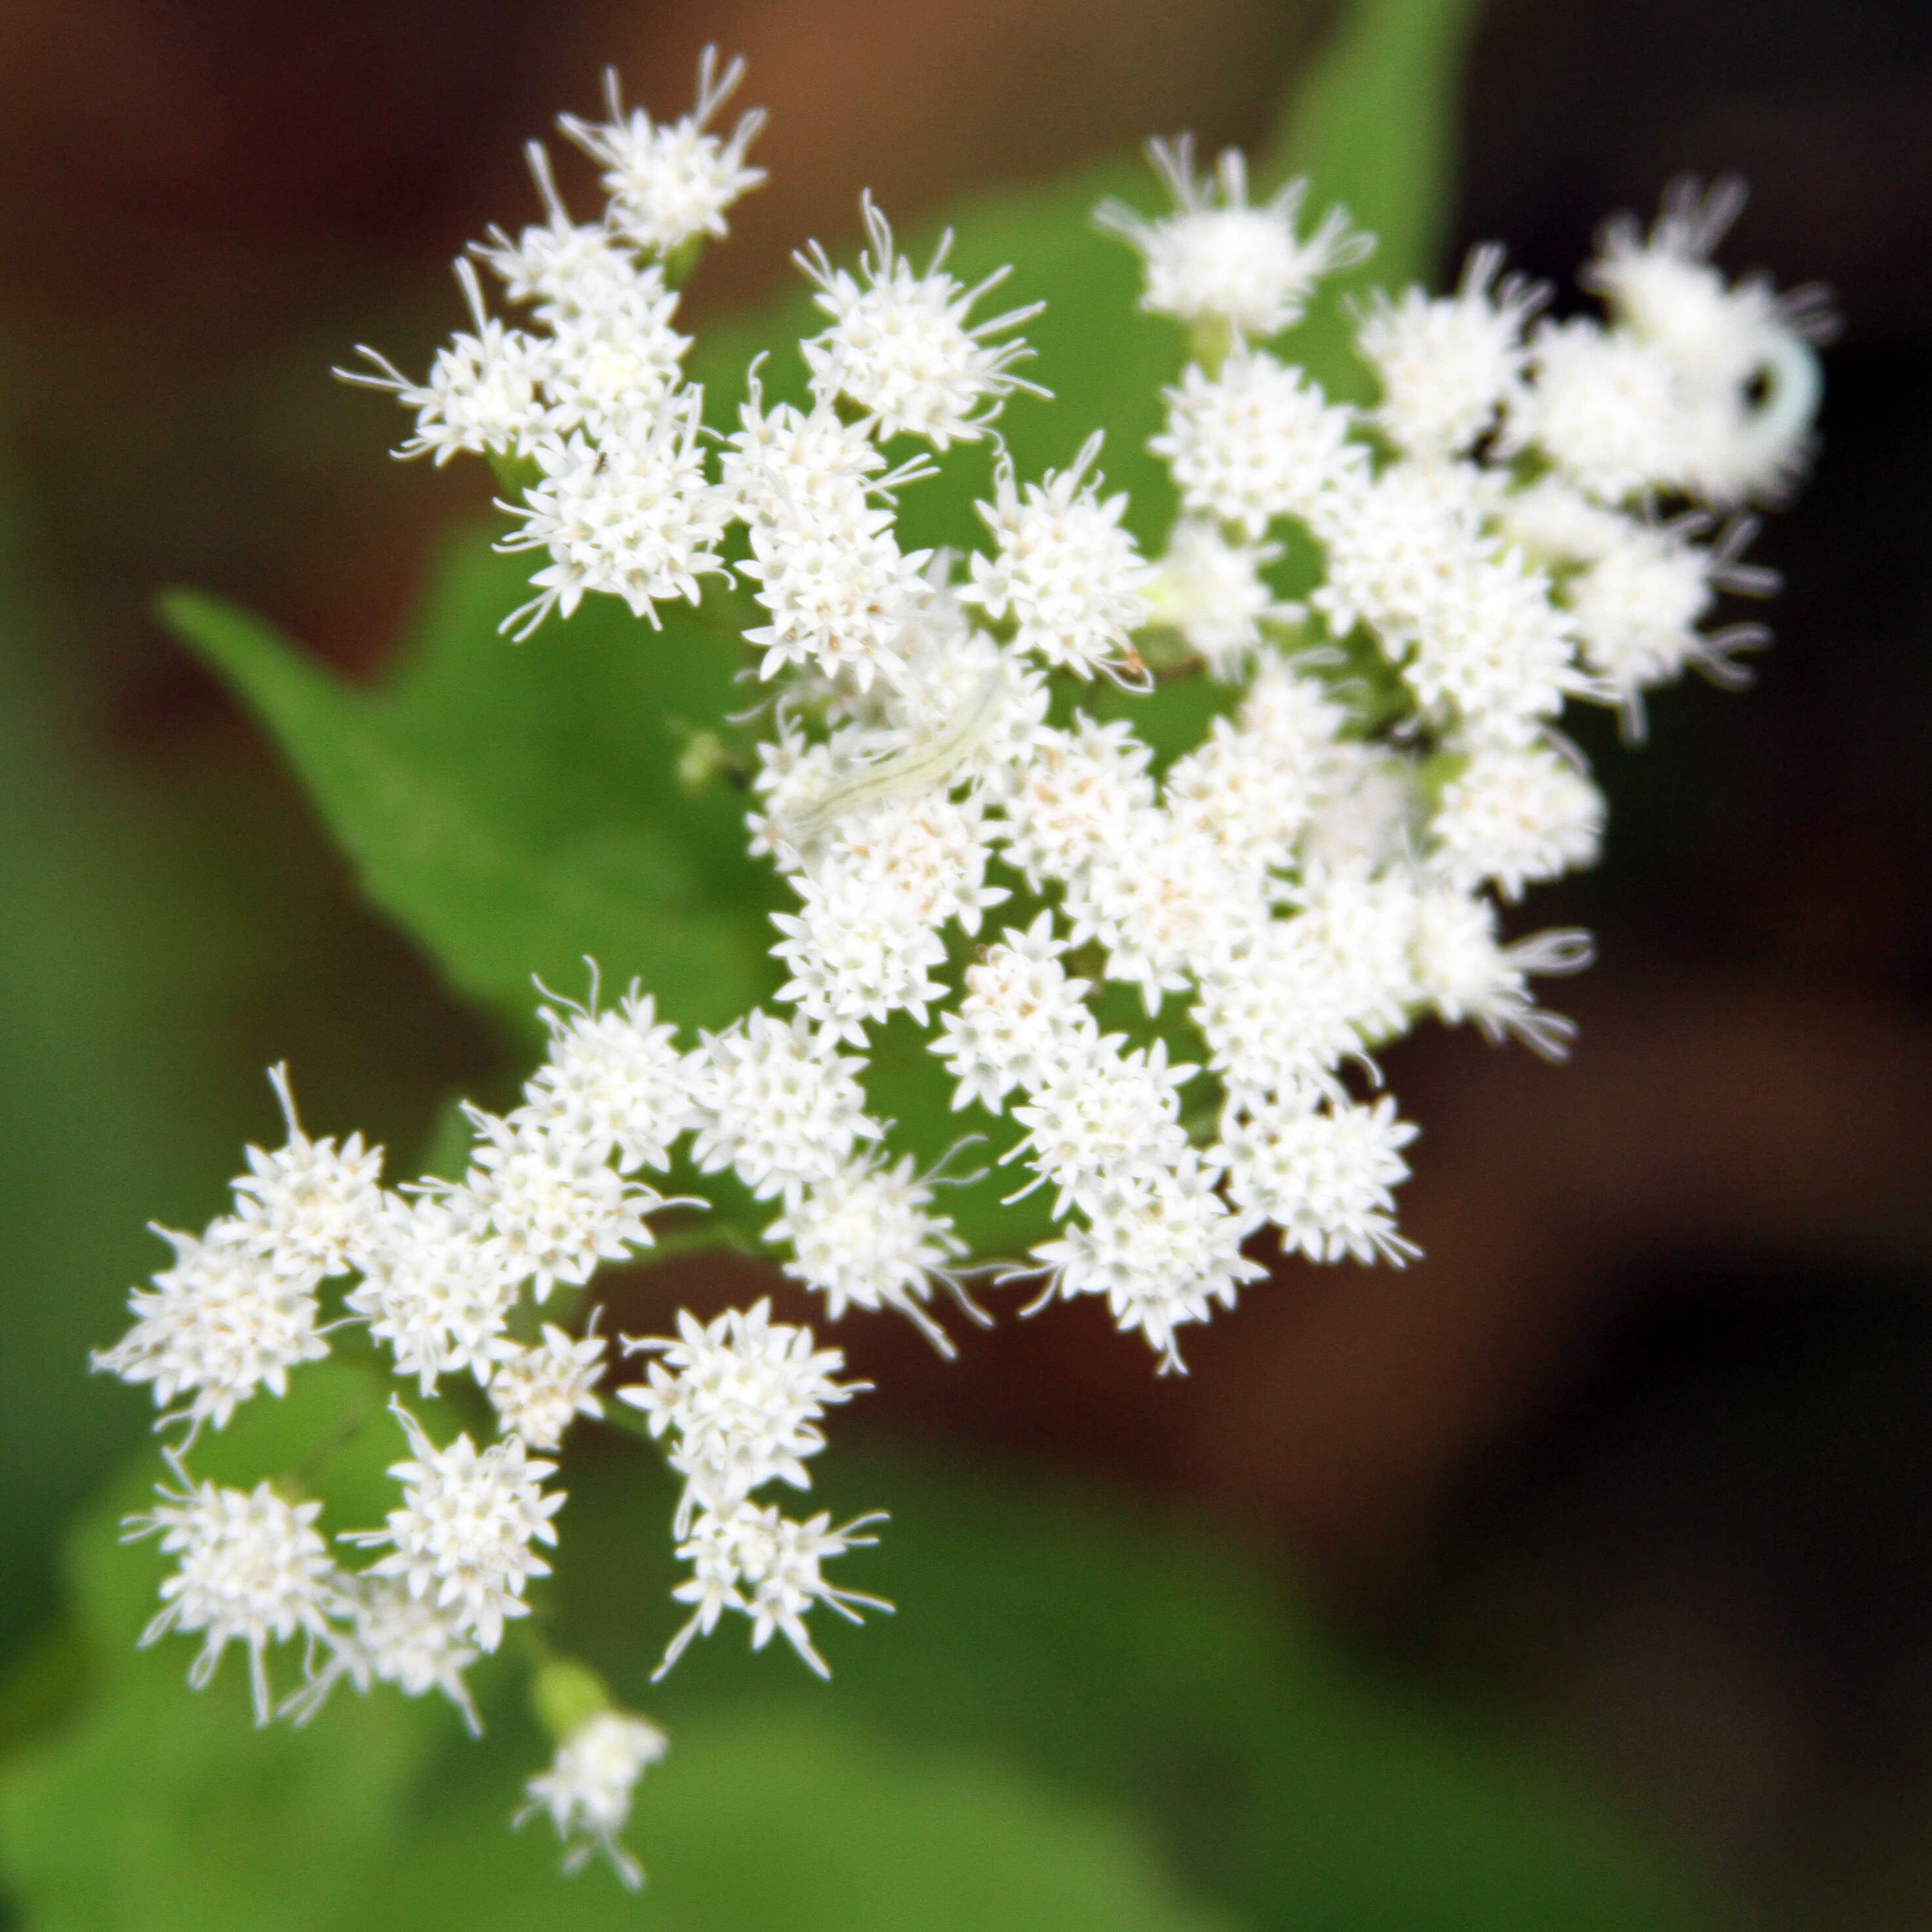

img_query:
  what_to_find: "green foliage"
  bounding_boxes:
[1267,0,1487,402]
[0,473,384,1666]
[0,1378,1729,1932]
[161,575,784,1055]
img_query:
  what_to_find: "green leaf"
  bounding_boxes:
[0,1365,453,1932]
[1266,0,1489,401]
[3,1419,1731,1932]
[380,1708,1238,1932]
[582,1445,1733,1932]
[1,1401,1235,1932]
[161,567,784,1050]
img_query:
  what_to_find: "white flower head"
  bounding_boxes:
[1008,1034,1196,1217]
[960,433,1154,681]
[1190,921,1367,1106]
[1430,744,1606,900]
[1146,519,1298,679]
[767,1152,970,1351]
[283,1574,483,1736]
[353,1402,565,1651]
[738,489,935,693]
[721,383,912,527]
[797,193,1046,447]
[519,1710,668,1889]
[1288,863,1424,1045]
[772,868,950,1043]
[344,1193,519,1396]
[1308,459,1494,647]
[932,911,1097,1112]
[523,978,695,1174]
[497,397,731,640]
[1164,712,1319,877]
[126,1474,342,1723]
[1062,807,1268,1011]
[1218,1093,1420,1265]
[1411,885,1593,1060]
[538,280,691,440]
[1567,516,1774,731]
[1027,1152,1264,1373]
[490,1321,609,1451]
[94,1222,329,1436]
[473,142,653,321]
[1401,546,1591,749]
[1510,317,1691,504]
[561,50,767,255]
[657,1501,891,1680]
[338,258,552,464]
[452,1107,663,1300]
[228,1065,384,1279]
[997,713,1156,888]
[1098,138,1371,340]
[1152,349,1365,538]
[620,1298,860,1527]
[1357,245,1545,458]
[689,1009,881,1203]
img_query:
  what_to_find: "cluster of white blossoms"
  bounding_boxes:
[97,50,1826,1888]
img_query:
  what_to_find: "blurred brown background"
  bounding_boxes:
[2,0,1930,1925]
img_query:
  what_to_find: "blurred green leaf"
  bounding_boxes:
[0,1364,451,1932]
[1,1388,1234,1932]
[3,1410,1730,1932]
[384,1707,1237,1932]
[574,1445,1733,1932]
[1267,0,1487,401]
[160,567,784,1052]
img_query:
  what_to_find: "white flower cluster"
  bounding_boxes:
[619,1300,888,1678]
[100,53,1824,1884]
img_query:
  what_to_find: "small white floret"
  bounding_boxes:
[344,1193,519,1395]
[767,1154,970,1352]
[352,1403,565,1651]
[657,1501,891,1680]
[560,50,767,255]
[519,1710,668,1889]
[522,979,695,1173]
[283,1575,483,1736]
[620,1298,859,1526]
[228,1065,384,1279]
[1146,519,1297,679]
[1430,744,1606,900]
[1410,885,1592,1059]
[126,1474,342,1723]
[1152,349,1364,538]
[1026,1153,1264,1373]
[931,912,1097,1111]
[453,1107,664,1300]
[960,433,1154,681]
[797,194,1045,447]
[338,259,552,465]
[490,1321,609,1451]
[1357,245,1544,459]
[1098,138,1370,340]
[93,1221,329,1436]
[1218,1093,1420,1266]
[497,397,731,639]
[688,1010,881,1202]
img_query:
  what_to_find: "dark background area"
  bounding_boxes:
[1,1,1928,1925]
